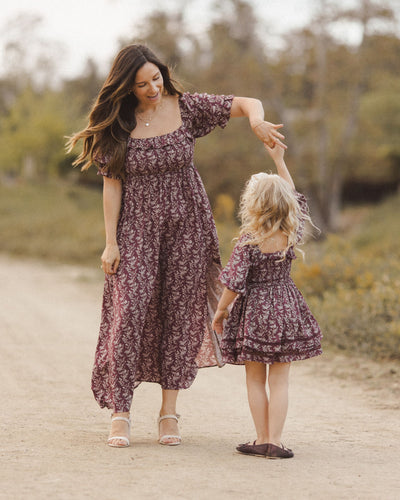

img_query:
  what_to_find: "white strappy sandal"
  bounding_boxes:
[158,414,181,446]
[108,415,131,448]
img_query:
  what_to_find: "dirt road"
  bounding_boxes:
[0,255,399,499]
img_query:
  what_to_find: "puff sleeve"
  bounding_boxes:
[295,191,310,244]
[180,92,234,138]
[95,153,122,181]
[219,236,252,294]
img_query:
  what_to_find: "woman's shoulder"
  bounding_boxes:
[179,92,233,137]
[179,91,233,109]
[178,92,206,109]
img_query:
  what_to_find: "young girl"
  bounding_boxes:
[212,143,322,459]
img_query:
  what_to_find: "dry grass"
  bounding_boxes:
[0,182,104,265]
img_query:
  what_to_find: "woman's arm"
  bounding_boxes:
[212,287,239,334]
[101,177,122,275]
[230,97,286,149]
[264,143,295,189]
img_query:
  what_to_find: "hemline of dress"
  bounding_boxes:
[221,349,323,365]
[93,363,225,411]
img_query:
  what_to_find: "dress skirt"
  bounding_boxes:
[91,93,233,411]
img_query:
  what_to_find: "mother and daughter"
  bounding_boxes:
[68,44,322,459]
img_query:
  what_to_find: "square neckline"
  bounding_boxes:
[128,95,185,142]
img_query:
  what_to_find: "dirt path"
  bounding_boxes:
[0,255,399,500]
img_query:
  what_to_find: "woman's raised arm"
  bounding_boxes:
[230,96,286,149]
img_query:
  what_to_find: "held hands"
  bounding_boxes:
[101,243,120,275]
[252,121,286,149]
[212,308,229,335]
[264,142,285,162]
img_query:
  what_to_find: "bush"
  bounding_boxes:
[292,193,400,361]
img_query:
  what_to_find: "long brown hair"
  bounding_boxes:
[66,44,183,179]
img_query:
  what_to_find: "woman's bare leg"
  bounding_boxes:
[245,361,269,444]
[159,389,180,444]
[268,362,291,446]
[109,411,130,446]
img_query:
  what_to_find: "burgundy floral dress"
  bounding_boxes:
[92,93,233,412]
[219,193,322,365]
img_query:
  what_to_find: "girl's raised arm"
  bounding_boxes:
[264,144,295,190]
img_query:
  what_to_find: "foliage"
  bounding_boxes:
[0,86,71,179]
[215,189,400,362]
[292,193,400,361]
[0,0,399,233]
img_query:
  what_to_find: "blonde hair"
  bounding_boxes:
[239,173,311,258]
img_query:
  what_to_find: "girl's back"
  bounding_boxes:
[212,143,323,459]
[245,242,296,288]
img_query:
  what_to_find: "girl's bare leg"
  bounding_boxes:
[268,362,291,446]
[245,361,269,444]
[159,389,180,444]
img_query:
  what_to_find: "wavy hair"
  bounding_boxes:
[239,173,313,258]
[66,44,183,179]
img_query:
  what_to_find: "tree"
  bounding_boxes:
[275,0,398,229]
[0,13,64,91]
[0,86,69,180]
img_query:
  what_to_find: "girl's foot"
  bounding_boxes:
[266,443,294,459]
[158,414,181,446]
[236,441,293,459]
[236,440,269,457]
[108,412,130,448]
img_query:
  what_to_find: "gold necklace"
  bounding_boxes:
[135,101,163,127]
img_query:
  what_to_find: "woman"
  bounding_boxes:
[67,44,285,448]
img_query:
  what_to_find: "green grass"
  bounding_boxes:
[0,182,105,265]
[1,181,399,362]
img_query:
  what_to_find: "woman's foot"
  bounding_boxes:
[158,414,181,446]
[108,412,130,448]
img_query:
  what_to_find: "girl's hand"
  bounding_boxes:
[252,121,286,149]
[212,308,229,335]
[264,143,285,162]
[101,243,120,275]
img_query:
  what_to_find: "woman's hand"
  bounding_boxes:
[252,121,286,149]
[230,97,286,148]
[101,243,120,275]
[212,308,229,335]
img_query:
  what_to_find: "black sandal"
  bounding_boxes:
[236,441,269,457]
[265,443,294,459]
[236,441,294,459]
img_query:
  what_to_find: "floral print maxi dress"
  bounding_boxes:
[219,193,322,365]
[92,93,233,412]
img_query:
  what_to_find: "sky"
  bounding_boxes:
[0,0,398,80]
[0,0,320,79]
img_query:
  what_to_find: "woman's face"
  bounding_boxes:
[132,62,164,108]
